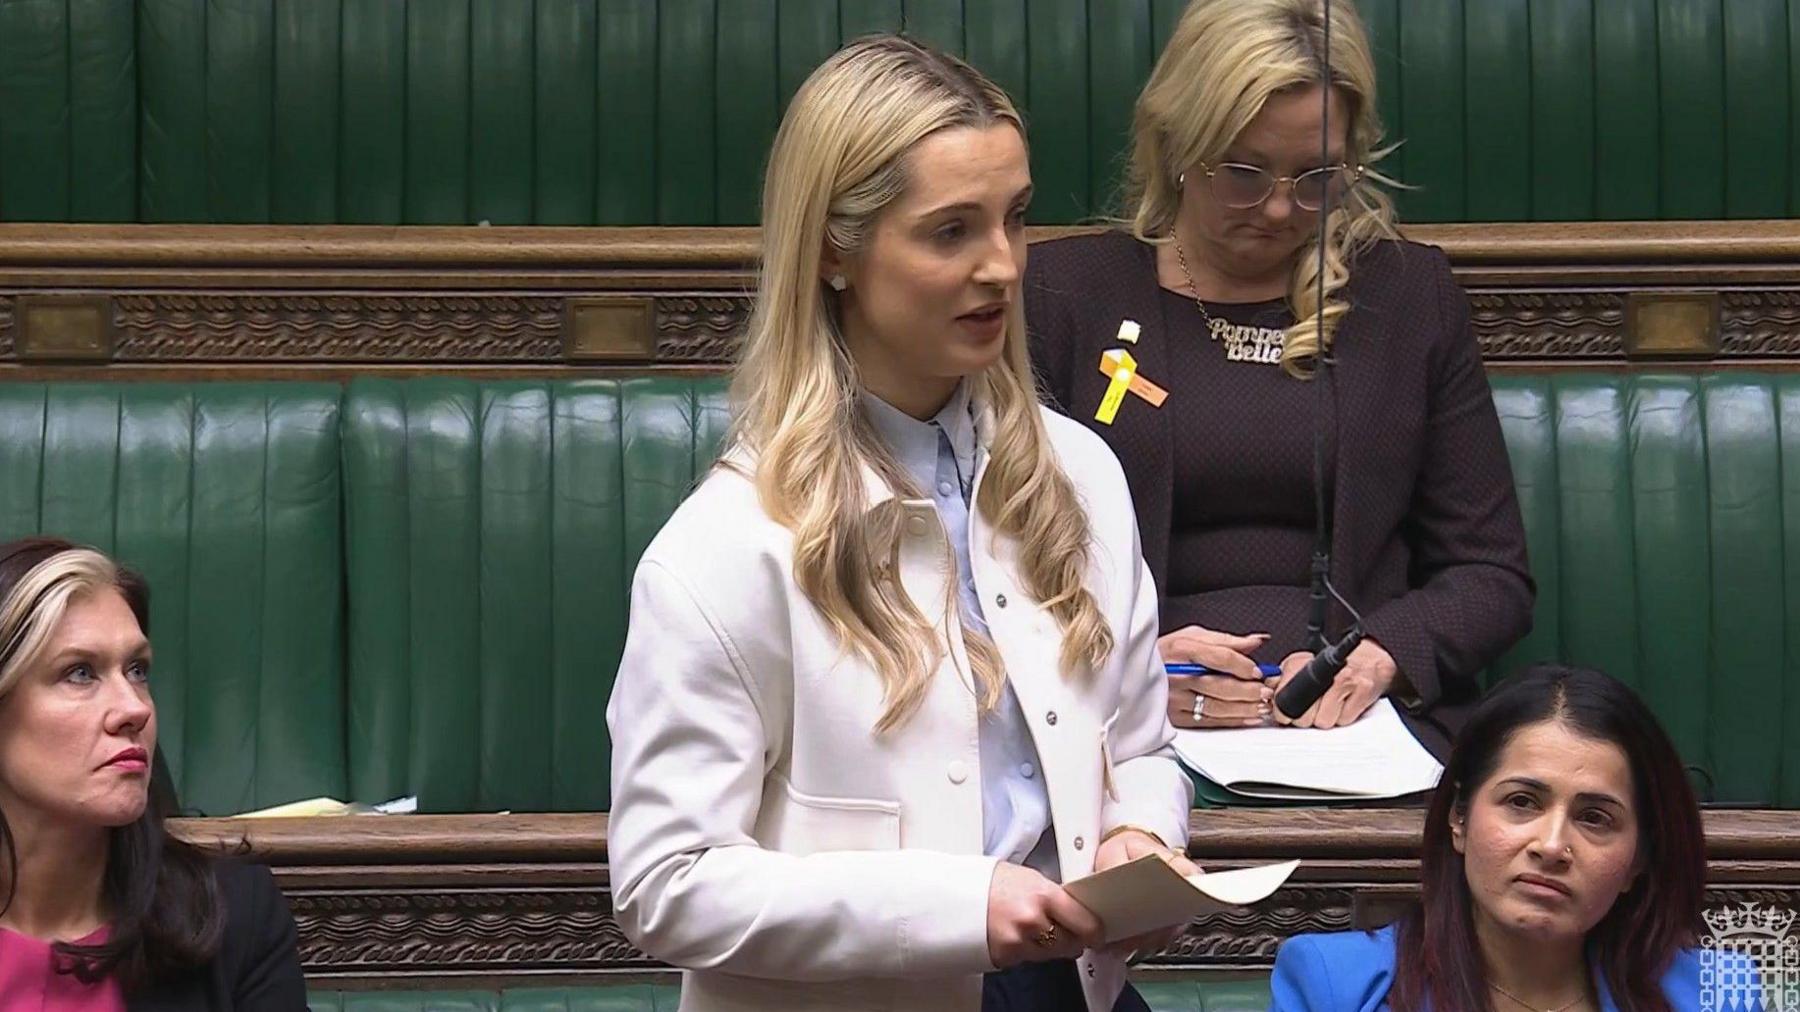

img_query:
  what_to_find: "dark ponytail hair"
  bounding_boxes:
[1391,665,1705,1012]
[0,536,224,990]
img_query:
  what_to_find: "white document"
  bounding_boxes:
[1065,854,1299,943]
[1171,698,1443,801]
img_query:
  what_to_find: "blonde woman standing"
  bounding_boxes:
[606,35,1195,1012]
[1027,0,1531,757]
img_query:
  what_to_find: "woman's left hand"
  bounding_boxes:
[1090,829,1202,960]
[1269,639,1399,729]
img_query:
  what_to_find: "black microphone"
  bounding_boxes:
[1303,549,1330,654]
[1274,625,1364,719]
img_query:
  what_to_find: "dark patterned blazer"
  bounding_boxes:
[1025,231,1533,754]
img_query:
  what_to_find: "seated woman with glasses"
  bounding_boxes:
[1271,665,1716,1011]
[1026,0,1530,756]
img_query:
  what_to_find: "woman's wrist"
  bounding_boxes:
[1099,824,1170,850]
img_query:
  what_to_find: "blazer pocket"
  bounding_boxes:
[755,773,903,856]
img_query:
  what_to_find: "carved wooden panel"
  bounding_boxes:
[1467,291,1625,359]
[109,293,566,361]
[3,223,1799,372]
[171,809,1800,987]
[657,296,746,362]
[288,884,645,982]
[1,287,1787,366]
[1722,290,1800,357]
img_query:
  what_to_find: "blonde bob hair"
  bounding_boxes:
[1127,0,1398,376]
[729,34,1113,733]
[0,543,132,700]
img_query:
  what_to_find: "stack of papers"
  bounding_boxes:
[1171,699,1443,801]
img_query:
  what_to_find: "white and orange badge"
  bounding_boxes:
[1093,320,1168,425]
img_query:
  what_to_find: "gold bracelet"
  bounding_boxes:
[1099,824,1168,849]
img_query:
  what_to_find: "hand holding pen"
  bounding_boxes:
[1156,625,1276,729]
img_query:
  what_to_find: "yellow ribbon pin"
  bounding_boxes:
[1094,349,1137,425]
[1093,349,1169,425]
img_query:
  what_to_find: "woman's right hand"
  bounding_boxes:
[986,862,1105,968]
[1158,625,1272,729]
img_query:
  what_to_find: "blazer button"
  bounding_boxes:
[906,516,929,536]
[947,760,969,784]
[1073,836,1085,850]
[995,593,1008,608]
[1045,711,1058,726]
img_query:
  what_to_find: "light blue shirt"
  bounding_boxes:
[862,383,1060,880]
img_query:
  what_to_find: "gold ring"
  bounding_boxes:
[1034,925,1057,947]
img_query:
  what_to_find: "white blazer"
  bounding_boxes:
[606,401,1193,1012]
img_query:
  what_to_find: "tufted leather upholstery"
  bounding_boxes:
[0,382,346,817]
[340,377,731,813]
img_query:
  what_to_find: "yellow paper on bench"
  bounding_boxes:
[1094,349,1136,425]
[1063,854,1299,944]
[235,796,353,818]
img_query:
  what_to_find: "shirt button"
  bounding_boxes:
[1019,762,1035,779]
[1045,711,1058,726]
[995,593,1008,608]
[947,761,969,784]
[906,516,928,536]
[1073,836,1085,850]
[938,481,955,496]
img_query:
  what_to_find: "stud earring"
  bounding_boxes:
[828,275,847,292]
[1177,172,1186,188]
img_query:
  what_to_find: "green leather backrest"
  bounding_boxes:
[0,382,346,816]
[9,372,1800,814]
[340,377,731,813]
[1490,373,1800,806]
[305,981,1269,1011]
[0,1,1783,225]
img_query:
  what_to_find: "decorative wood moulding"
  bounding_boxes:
[168,808,1800,987]
[0,222,1797,370]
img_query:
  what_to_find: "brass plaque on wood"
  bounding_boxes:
[563,296,657,360]
[1625,292,1720,357]
[16,294,114,361]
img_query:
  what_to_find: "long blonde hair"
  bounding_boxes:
[1127,0,1397,376]
[729,35,1113,733]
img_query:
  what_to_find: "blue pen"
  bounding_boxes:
[1166,662,1283,678]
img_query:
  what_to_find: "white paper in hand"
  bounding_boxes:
[1063,854,1299,944]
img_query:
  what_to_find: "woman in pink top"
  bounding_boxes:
[0,537,305,1010]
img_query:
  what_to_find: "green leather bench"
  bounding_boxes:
[339,377,732,813]
[1490,373,1800,806]
[1,370,1793,1002]
[2,372,1799,811]
[0,383,347,817]
[303,980,1274,1011]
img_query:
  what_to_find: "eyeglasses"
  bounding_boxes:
[1197,161,1361,212]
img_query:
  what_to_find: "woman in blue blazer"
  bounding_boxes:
[1272,666,1719,1011]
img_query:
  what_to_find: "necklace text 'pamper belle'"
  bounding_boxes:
[1174,239,1287,366]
